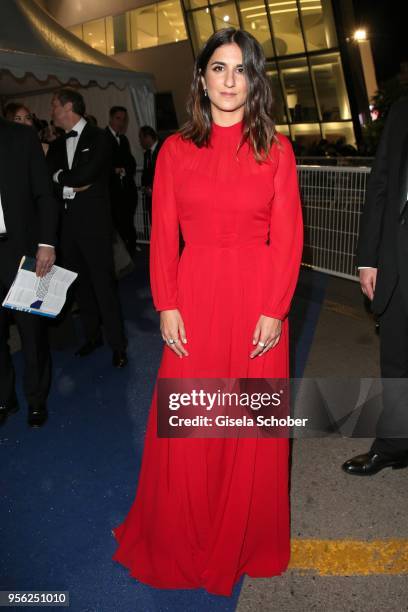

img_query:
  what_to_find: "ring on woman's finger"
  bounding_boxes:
[258,341,266,348]
[167,338,176,345]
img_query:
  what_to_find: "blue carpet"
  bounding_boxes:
[0,255,327,612]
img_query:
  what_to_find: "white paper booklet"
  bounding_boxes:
[2,256,77,318]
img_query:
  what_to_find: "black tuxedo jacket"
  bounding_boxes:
[141,140,162,189]
[357,98,408,314]
[0,118,58,270]
[105,127,137,200]
[47,122,113,234]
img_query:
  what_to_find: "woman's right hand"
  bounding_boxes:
[73,184,92,193]
[160,309,189,358]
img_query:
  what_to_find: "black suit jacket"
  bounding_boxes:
[47,122,113,235]
[357,98,408,314]
[105,127,137,201]
[0,118,58,271]
[141,140,162,189]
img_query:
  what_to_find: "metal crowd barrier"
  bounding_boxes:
[133,165,372,281]
[298,165,370,281]
[296,156,374,168]
[134,170,151,244]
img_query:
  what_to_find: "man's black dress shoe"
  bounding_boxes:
[75,336,103,357]
[28,404,48,428]
[112,349,128,368]
[342,451,408,476]
[0,401,20,426]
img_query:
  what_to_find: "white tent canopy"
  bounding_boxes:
[0,0,156,161]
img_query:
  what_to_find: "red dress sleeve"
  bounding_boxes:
[261,133,304,320]
[149,137,180,312]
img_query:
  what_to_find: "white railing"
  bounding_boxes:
[134,166,371,281]
[298,165,370,281]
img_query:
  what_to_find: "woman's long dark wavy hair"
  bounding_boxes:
[180,28,277,162]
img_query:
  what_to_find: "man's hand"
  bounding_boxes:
[250,315,282,358]
[359,267,377,301]
[35,246,55,277]
[160,309,189,358]
[73,184,91,192]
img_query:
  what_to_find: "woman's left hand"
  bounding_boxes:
[250,315,282,358]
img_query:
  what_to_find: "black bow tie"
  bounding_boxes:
[65,130,78,139]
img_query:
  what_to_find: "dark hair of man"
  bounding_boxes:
[4,102,30,121]
[86,114,98,126]
[140,125,157,140]
[109,106,127,117]
[54,88,86,116]
[180,28,277,163]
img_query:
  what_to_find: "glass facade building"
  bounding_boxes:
[67,0,356,145]
[68,1,188,55]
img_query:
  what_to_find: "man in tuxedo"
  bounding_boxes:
[47,88,127,368]
[343,98,408,475]
[0,117,58,427]
[139,125,161,230]
[106,106,138,258]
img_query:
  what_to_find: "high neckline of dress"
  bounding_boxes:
[211,119,244,134]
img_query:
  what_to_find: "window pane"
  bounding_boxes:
[106,17,115,55]
[279,58,318,122]
[321,121,355,146]
[239,0,274,58]
[266,65,287,123]
[299,0,337,52]
[212,3,240,30]
[184,0,208,8]
[129,5,158,50]
[276,124,290,136]
[188,8,214,53]
[267,0,305,56]
[158,1,187,44]
[68,24,83,40]
[106,13,129,55]
[290,123,321,149]
[311,53,351,120]
[83,18,107,54]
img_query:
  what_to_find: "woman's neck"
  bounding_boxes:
[210,108,244,127]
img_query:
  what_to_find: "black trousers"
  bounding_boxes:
[0,243,51,408]
[112,196,137,257]
[371,280,408,455]
[60,217,126,351]
[145,194,152,231]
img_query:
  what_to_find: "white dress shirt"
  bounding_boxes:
[53,117,87,200]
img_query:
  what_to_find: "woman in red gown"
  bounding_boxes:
[113,27,303,597]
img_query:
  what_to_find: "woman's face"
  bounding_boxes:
[13,107,33,126]
[201,42,248,116]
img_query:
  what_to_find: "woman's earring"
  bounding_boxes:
[204,88,208,97]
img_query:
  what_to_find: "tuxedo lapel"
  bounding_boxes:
[106,127,119,150]
[62,136,69,170]
[72,123,90,169]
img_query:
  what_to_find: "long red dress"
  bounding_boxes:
[112,120,303,596]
